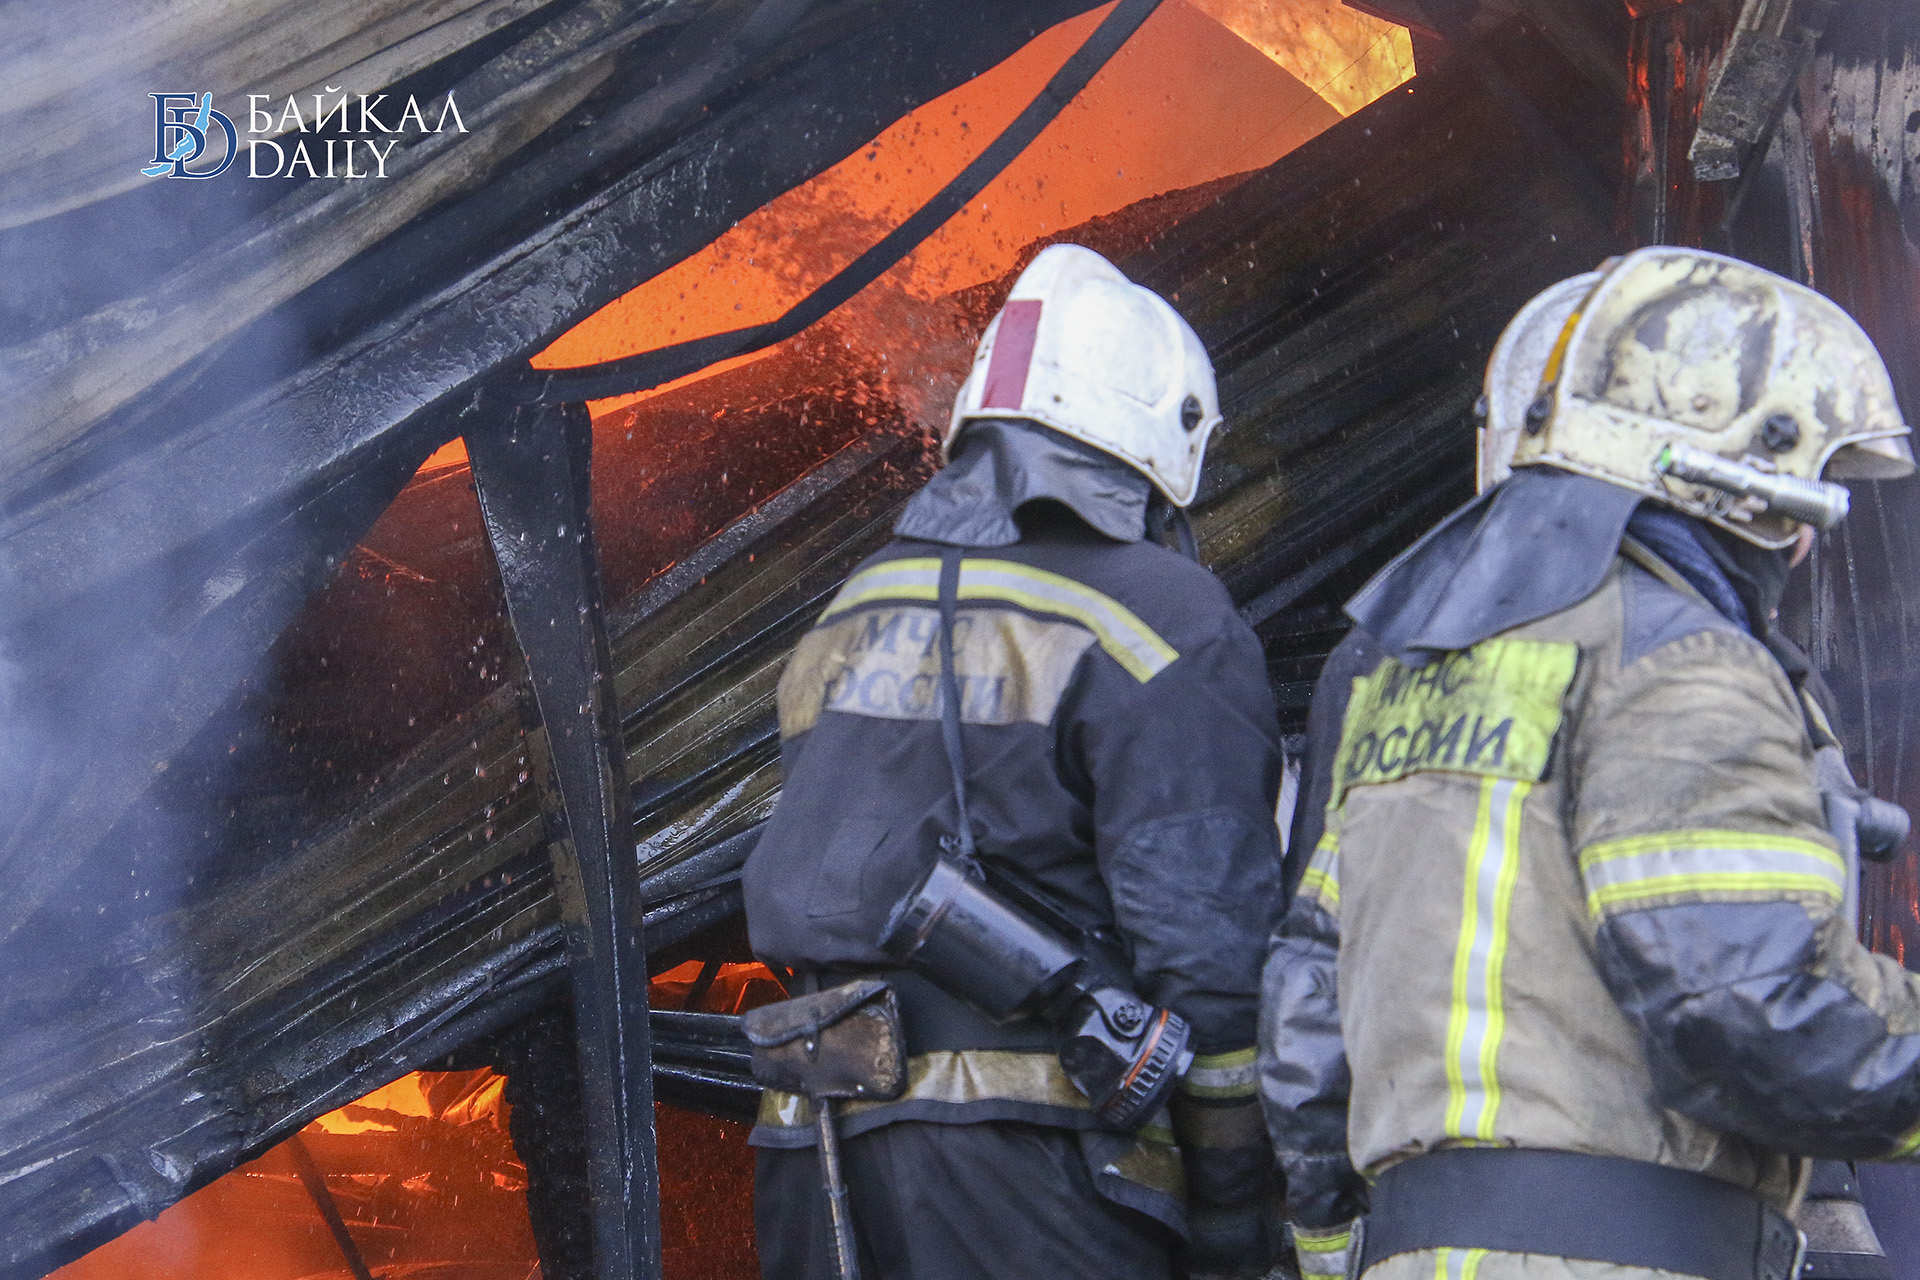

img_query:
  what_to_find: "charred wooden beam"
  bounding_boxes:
[1688,0,1835,183]
[1782,1,1920,959]
[1623,0,1742,248]
[471,401,662,1280]
[286,1134,379,1280]
[0,423,921,1280]
[521,0,1167,405]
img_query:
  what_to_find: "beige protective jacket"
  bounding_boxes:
[1261,552,1920,1280]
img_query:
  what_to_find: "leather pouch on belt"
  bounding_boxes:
[741,978,908,1101]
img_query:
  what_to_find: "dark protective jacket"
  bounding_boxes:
[742,421,1287,1233]
[1258,470,1920,1280]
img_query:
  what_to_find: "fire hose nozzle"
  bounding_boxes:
[1657,442,1851,529]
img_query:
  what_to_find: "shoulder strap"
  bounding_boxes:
[934,550,1140,966]
[1618,533,1716,609]
[937,549,977,867]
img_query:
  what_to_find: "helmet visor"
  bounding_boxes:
[1823,431,1916,481]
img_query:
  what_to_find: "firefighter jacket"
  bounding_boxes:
[741,424,1286,1232]
[1259,471,1920,1280]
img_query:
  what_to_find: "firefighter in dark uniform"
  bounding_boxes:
[742,245,1286,1280]
[1259,247,1919,1280]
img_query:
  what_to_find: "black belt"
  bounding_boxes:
[1358,1148,1806,1280]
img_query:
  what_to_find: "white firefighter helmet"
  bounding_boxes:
[1507,245,1913,548]
[948,244,1222,506]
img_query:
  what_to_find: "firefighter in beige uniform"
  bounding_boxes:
[1259,247,1920,1280]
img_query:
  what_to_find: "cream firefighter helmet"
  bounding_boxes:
[1478,269,1605,491]
[1507,245,1913,548]
[948,243,1222,506]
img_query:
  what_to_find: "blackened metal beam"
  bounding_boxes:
[469,400,661,1280]
[1689,0,1835,184]
[286,1136,378,1280]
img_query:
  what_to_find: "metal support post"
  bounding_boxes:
[470,399,662,1280]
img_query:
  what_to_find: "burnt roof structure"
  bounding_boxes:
[0,0,1916,1276]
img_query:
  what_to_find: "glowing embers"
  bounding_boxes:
[52,1065,764,1280]
[652,960,788,1015]
[52,1070,537,1280]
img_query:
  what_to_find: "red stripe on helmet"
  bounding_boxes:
[981,299,1042,410]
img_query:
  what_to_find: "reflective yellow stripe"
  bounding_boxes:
[820,557,1178,682]
[1579,830,1844,918]
[1445,777,1526,1140]
[1579,829,1842,870]
[825,559,940,609]
[1479,781,1526,1132]
[1182,1046,1258,1098]
[1454,1248,1491,1280]
[1299,866,1340,909]
[1443,784,1494,1136]
[1295,1224,1352,1280]
[1299,833,1341,917]
[1891,1122,1920,1158]
[758,1049,1091,1131]
[961,561,1178,681]
[757,1050,1180,1198]
[1588,872,1844,915]
[1429,1247,1493,1280]
[1294,1226,1352,1254]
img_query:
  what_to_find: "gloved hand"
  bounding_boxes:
[1174,1081,1281,1279]
[1182,1192,1282,1279]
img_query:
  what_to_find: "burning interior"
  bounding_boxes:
[1,0,1918,1277]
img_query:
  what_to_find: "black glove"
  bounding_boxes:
[1183,1194,1282,1279]
[1174,1088,1281,1279]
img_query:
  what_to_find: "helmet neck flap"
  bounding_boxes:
[1345,468,1801,666]
[1345,467,1643,665]
[895,418,1153,548]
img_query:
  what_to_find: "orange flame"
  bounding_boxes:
[533,0,1410,415]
